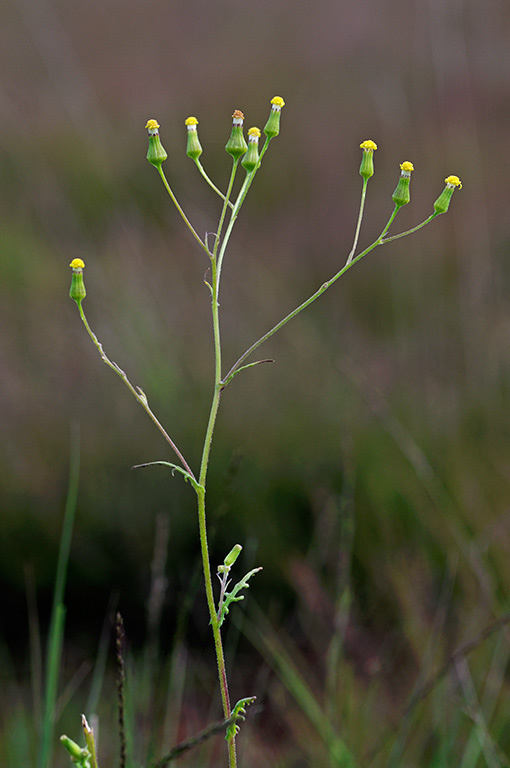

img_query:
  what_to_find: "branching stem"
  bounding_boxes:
[223,209,437,385]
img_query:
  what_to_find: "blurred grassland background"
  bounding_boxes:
[2,0,510,764]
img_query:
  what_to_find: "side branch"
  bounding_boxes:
[223,211,438,386]
[77,304,195,481]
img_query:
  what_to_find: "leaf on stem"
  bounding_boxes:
[218,567,262,627]
[225,697,257,741]
[221,359,275,389]
[131,461,204,494]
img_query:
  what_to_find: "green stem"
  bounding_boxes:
[196,485,237,767]
[192,157,260,764]
[194,159,235,209]
[381,212,438,243]
[157,166,210,256]
[257,136,272,165]
[77,303,195,481]
[344,177,368,266]
[213,160,240,263]
[194,260,238,765]
[223,208,436,385]
[216,168,256,283]
[215,136,272,289]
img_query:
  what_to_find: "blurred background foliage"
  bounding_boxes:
[2,0,510,764]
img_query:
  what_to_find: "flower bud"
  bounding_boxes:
[223,544,242,568]
[241,127,261,172]
[359,140,377,180]
[433,175,462,214]
[392,161,414,208]
[145,119,168,167]
[225,110,248,159]
[185,116,203,160]
[263,96,285,139]
[69,258,86,304]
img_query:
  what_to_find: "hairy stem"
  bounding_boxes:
[77,303,195,480]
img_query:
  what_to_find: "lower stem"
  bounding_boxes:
[196,482,237,767]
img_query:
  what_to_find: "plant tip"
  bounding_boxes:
[146,119,168,167]
[359,140,378,179]
[185,116,202,159]
[433,174,462,214]
[264,97,285,138]
[392,161,414,207]
[226,110,248,159]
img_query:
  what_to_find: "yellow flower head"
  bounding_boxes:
[185,116,202,159]
[146,119,167,166]
[69,259,86,302]
[445,175,462,189]
[400,161,414,172]
[434,175,462,213]
[270,96,285,109]
[242,128,261,170]
[360,140,378,151]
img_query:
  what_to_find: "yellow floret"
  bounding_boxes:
[400,161,414,172]
[360,140,378,151]
[445,175,462,188]
[271,96,285,108]
[69,258,85,269]
[185,116,199,126]
[247,127,261,138]
[145,119,160,130]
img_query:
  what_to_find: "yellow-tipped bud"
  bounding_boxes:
[264,96,285,139]
[392,161,414,208]
[359,140,378,180]
[360,140,377,150]
[241,127,261,172]
[223,544,243,568]
[225,110,248,159]
[69,259,86,304]
[185,116,203,160]
[145,119,168,167]
[433,175,462,214]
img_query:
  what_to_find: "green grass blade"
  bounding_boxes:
[38,424,80,768]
